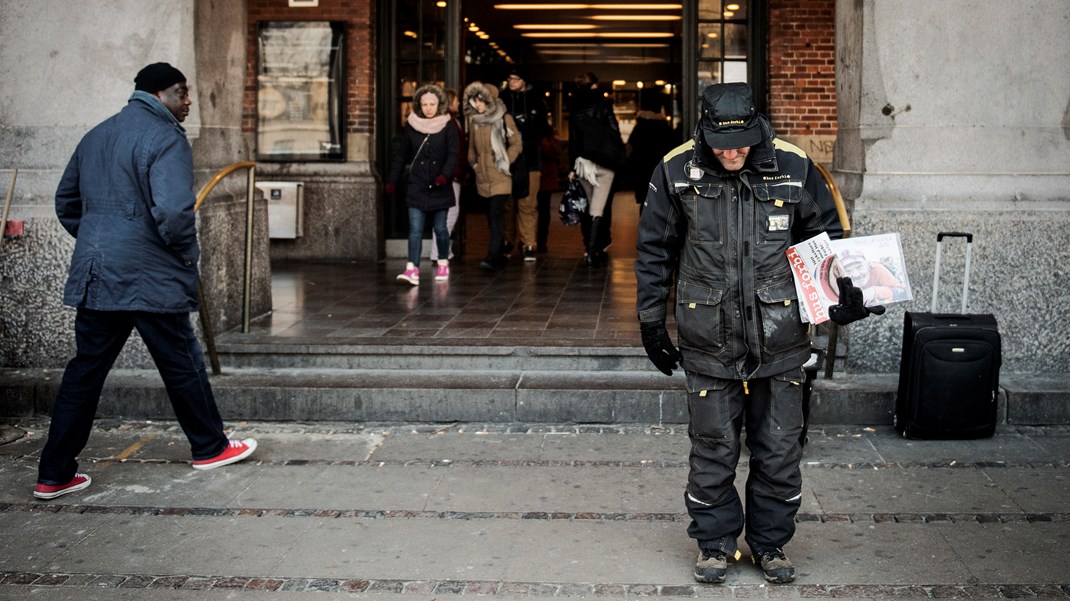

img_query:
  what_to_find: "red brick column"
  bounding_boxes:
[767,0,836,161]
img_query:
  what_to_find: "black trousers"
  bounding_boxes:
[683,368,806,555]
[483,193,508,260]
[38,308,228,484]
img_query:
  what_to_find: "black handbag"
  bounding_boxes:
[558,179,588,226]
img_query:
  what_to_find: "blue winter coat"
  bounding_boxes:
[55,91,200,313]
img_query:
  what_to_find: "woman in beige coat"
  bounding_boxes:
[463,81,522,271]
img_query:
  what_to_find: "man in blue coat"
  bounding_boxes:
[34,63,257,501]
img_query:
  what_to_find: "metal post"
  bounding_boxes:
[823,322,840,379]
[931,240,943,313]
[0,169,18,249]
[242,166,256,333]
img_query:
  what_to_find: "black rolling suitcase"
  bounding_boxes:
[894,232,1001,439]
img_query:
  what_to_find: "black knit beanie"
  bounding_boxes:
[134,62,186,93]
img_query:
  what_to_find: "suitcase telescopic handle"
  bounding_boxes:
[932,231,973,313]
[937,232,973,243]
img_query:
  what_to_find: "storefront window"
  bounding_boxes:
[696,1,749,95]
[257,21,345,161]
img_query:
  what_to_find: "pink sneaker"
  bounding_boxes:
[434,263,449,281]
[396,267,419,286]
[192,438,257,470]
[34,473,92,500]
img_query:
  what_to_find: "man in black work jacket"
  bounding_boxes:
[501,66,549,261]
[635,82,879,585]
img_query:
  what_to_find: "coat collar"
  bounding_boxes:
[128,91,186,133]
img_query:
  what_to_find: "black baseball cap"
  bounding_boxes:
[699,82,762,150]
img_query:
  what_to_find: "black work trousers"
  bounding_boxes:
[683,368,806,555]
[37,308,228,484]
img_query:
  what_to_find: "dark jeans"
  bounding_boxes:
[483,193,508,260]
[407,206,450,266]
[37,308,228,484]
[683,368,806,554]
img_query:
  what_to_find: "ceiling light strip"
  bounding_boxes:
[522,31,674,38]
[495,3,683,10]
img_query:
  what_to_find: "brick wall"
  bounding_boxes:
[767,0,836,137]
[244,0,376,139]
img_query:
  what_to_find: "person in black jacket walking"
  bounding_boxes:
[385,84,460,285]
[501,66,549,262]
[626,94,678,211]
[567,72,625,267]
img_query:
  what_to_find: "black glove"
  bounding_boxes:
[828,277,886,325]
[640,322,682,376]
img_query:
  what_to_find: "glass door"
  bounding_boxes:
[379,0,451,239]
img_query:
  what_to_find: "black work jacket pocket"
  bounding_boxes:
[677,182,725,245]
[770,368,807,435]
[675,278,729,357]
[756,274,809,356]
[751,182,802,246]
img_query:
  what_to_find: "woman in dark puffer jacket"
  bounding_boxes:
[385,84,459,285]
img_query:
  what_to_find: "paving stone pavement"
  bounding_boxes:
[0,417,1068,600]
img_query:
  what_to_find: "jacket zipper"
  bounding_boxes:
[733,177,750,393]
[738,174,763,391]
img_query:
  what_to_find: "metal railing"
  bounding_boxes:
[0,169,17,249]
[194,161,257,375]
[813,162,852,378]
[814,161,851,238]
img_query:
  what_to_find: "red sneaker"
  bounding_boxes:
[34,473,92,500]
[192,438,257,470]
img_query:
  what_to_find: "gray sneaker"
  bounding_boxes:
[752,547,795,583]
[694,548,728,583]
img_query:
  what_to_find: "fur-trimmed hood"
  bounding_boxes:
[463,80,519,184]
[412,84,449,117]
[463,81,498,110]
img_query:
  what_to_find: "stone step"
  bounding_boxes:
[3,366,1065,425]
[1,366,891,424]
[214,341,653,371]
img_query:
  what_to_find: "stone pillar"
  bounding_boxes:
[191,0,273,338]
[833,0,1070,375]
[0,0,270,368]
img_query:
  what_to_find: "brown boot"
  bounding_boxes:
[694,548,728,583]
[752,547,795,584]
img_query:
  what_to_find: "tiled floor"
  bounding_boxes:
[241,194,672,346]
